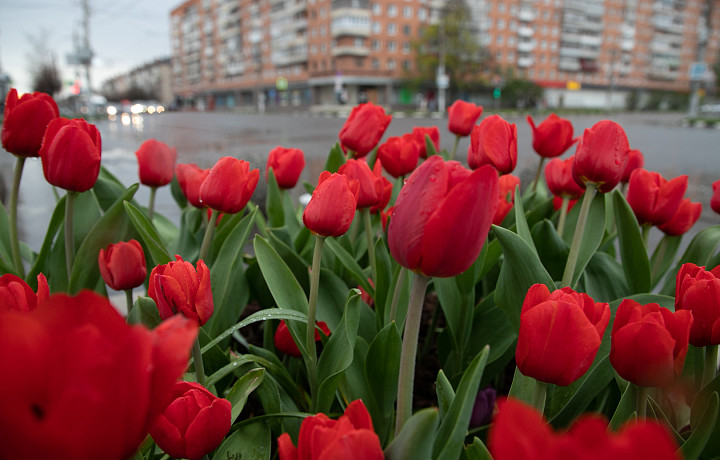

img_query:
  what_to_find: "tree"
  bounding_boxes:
[26,30,62,97]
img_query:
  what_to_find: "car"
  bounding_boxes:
[700,103,720,114]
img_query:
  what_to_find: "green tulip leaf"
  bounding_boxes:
[169,207,204,262]
[169,174,187,209]
[212,420,271,460]
[682,391,719,460]
[434,276,468,350]
[209,209,248,262]
[0,197,14,265]
[582,252,631,302]
[227,368,265,424]
[569,191,606,287]
[26,194,66,284]
[432,347,490,460]
[93,166,130,211]
[650,234,682,288]
[124,201,172,266]
[127,296,162,329]
[508,366,537,407]
[612,190,651,294]
[467,298,517,368]
[660,225,720,295]
[266,169,285,228]
[324,142,347,173]
[647,396,684,446]
[436,370,455,420]
[372,236,393,326]
[513,184,536,253]
[464,437,493,460]
[385,407,439,460]
[607,381,637,430]
[325,236,374,297]
[267,229,310,292]
[317,267,355,330]
[365,322,402,418]
[425,134,439,158]
[532,219,569,282]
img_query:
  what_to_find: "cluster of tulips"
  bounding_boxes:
[2,87,720,460]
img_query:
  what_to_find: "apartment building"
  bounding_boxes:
[170,0,720,109]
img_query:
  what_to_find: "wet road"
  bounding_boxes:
[3,110,719,252]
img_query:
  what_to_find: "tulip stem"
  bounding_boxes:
[703,345,719,387]
[395,272,431,435]
[192,337,206,387]
[561,184,596,288]
[9,156,26,277]
[199,209,219,262]
[449,134,461,161]
[125,289,134,316]
[641,225,650,247]
[388,267,407,325]
[64,191,77,281]
[532,380,548,414]
[363,209,377,285]
[651,236,668,283]
[307,235,325,408]
[557,197,570,238]
[147,186,157,222]
[532,157,546,193]
[635,384,648,418]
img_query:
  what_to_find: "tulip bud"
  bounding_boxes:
[338,159,385,208]
[176,163,210,208]
[545,156,585,200]
[447,100,483,137]
[377,133,420,178]
[712,180,720,215]
[621,148,645,183]
[98,240,147,291]
[527,113,575,158]
[1,88,59,157]
[572,120,630,193]
[200,156,259,214]
[658,199,702,236]
[626,169,688,226]
[39,118,102,192]
[338,102,392,156]
[148,255,214,326]
[303,171,359,237]
[135,139,177,187]
[274,320,331,357]
[412,125,440,158]
[467,115,517,175]
[494,174,520,226]
[675,263,720,347]
[0,273,49,313]
[266,146,305,189]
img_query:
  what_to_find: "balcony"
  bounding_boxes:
[331,9,371,37]
[517,56,534,67]
[272,50,309,66]
[621,39,634,51]
[518,26,534,37]
[517,40,536,52]
[517,8,535,21]
[331,45,370,57]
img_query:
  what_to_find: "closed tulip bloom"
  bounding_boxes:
[388,156,499,277]
[338,102,392,156]
[527,113,575,158]
[150,381,231,460]
[621,148,645,183]
[135,139,177,187]
[200,156,259,214]
[412,125,440,158]
[266,146,305,189]
[626,169,688,226]
[303,171,359,236]
[39,118,102,192]
[2,88,59,157]
[0,273,49,313]
[494,174,520,226]
[0,291,198,460]
[377,133,420,178]
[675,263,720,347]
[98,240,147,291]
[516,284,610,386]
[553,196,578,212]
[712,180,720,215]
[467,114,517,175]
[545,156,585,200]
[274,320,331,357]
[572,120,630,193]
[176,163,210,208]
[469,386,497,429]
[277,400,383,460]
[610,299,692,387]
[658,199,702,236]
[148,255,214,326]
[338,159,385,208]
[447,100,483,136]
[369,166,393,214]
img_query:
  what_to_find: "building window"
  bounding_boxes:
[372,2,381,14]
[497,19,505,29]
[496,35,504,45]
[387,58,396,69]
[402,41,411,53]
[418,8,426,20]
[507,51,514,60]
[497,2,505,12]
[509,20,517,31]
[508,36,515,45]
[356,57,364,67]
[372,39,380,50]
[388,23,397,34]
[403,24,411,35]
[387,41,396,51]
[372,21,381,33]
[403,6,412,17]
[496,50,503,60]
[372,58,379,69]
[402,59,411,70]
[388,4,397,17]
[355,37,364,46]
[320,25,326,36]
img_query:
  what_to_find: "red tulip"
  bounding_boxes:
[303,171,359,237]
[39,118,102,192]
[0,273,49,313]
[98,240,147,291]
[266,146,305,189]
[150,381,231,460]
[467,114,517,175]
[338,159,385,208]
[338,102,392,156]
[489,398,681,460]
[377,133,420,178]
[1,88,59,157]
[176,163,210,208]
[380,205,394,232]
[148,255,214,326]
[658,199,702,236]
[675,263,720,347]
[388,156,499,278]
[277,400,383,460]
[552,196,578,212]
[370,160,393,214]
[572,120,630,193]
[610,299,692,387]
[135,139,177,187]
[712,180,720,215]
[412,125,440,158]
[200,156,259,214]
[274,320,331,357]
[545,156,585,200]
[527,113,575,158]
[0,290,198,460]
[516,284,610,386]
[621,148,645,183]
[494,174,520,225]
[626,169,688,226]
[447,100,483,136]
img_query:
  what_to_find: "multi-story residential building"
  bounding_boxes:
[101,58,174,106]
[170,0,720,109]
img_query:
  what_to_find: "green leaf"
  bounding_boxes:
[127,296,162,329]
[0,197,14,265]
[650,234,682,288]
[227,368,265,424]
[513,185,536,253]
[493,225,555,330]
[682,392,719,460]
[324,142,347,173]
[569,191,606,287]
[385,408,439,460]
[267,229,310,291]
[582,252,630,302]
[532,219,569,282]
[436,370,455,420]
[325,236,374,297]
[26,195,66,284]
[124,201,172,266]
[265,169,285,228]
[508,366,537,407]
[464,437,493,460]
[365,322,402,418]
[612,190,651,294]
[425,134,439,158]
[212,420,271,460]
[433,347,490,460]
[93,166,130,211]
[435,276,470,350]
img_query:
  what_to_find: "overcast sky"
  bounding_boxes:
[0,0,181,94]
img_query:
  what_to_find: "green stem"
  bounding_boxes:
[561,184,596,287]
[349,214,360,246]
[651,236,668,283]
[64,191,77,281]
[198,209,219,261]
[192,337,206,387]
[388,267,407,325]
[147,186,157,222]
[532,157,546,193]
[363,209,377,285]
[635,384,648,418]
[307,235,325,408]
[556,197,570,239]
[703,345,719,387]
[641,225,650,247]
[125,289,134,316]
[449,134,461,161]
[532,380,548,413]
[9,156,26,277]
[395,273,431,435]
